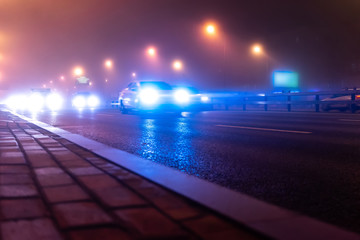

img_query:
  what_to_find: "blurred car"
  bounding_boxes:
[6,88,64,112]
[321,94,360,112]
[72,92,101,109]
[118,80,211,114]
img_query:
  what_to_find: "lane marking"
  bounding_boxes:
[216,124,312,134]
[339,119,360,122]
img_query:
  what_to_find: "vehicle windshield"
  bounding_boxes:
[140,81,172,90]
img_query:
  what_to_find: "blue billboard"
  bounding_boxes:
[273,71,299,88]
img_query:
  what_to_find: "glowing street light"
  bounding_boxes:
[172,60,183,71]
[205,24,216,35]
[60,76,65,81]
[73,67,84,77]
[132,72,136,77]
[252,44,263,55]
[105,59,113,69]
[147,47,156,57]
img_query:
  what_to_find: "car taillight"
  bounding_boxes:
[356,95,360,100]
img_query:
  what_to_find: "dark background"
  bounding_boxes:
[0,0,359,94]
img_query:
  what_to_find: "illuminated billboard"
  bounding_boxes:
[273,71,299,88]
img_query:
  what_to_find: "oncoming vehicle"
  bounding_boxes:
[118,80,211,114]
[72,92,101,109]
[321,94,360,112]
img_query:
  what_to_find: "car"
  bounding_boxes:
[72,92,101,109]
[118,80,211,114]
[321,94,360,112]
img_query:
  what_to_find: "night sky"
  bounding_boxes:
[1,0,359,95]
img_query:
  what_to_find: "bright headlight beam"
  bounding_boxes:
[28,93,45,112]
[47,93,63,111]
[72,96,86,109]
[201,96,209,102]
[139,88,159,105]
[88,95,100,108]
[174,89,190,103]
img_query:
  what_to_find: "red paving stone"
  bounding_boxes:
[0,111,262,240]
[53,202,113,228]
[0,198,47,220]
[1,218,63,240]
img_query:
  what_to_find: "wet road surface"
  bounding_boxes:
[19,109,360,233]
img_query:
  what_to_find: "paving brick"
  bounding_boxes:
[53,202,113,228]
[0,174,33,185]
[35,167,64,175]
[0,198,47,220]
[0,155,26,164]
[52,151,82,162]
[43,185,90,203]
[0,140,17,146]
[0,184,38,197]
[135,183,203,220]
[60,160,92,168]
[47,147,68,152]
[1,218,63,240]
[94,186,146,208]
[114,208,187,238]
[0,165,29,174]
[22,145,44,151]
[27,152,58,168]
[78,175,119,189]
[182,215,258,240]
[69,228,132,240]
[69,167,103,176]
[37,173,74,187]
[78,175,146,207]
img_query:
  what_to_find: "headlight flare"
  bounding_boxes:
[28,93,45,112]
[72,96,86,109]
[6,94,28,111]
[201,96,209,102]
[174,89,190,104]
[46,93,63,111]
[139,88,159,105]
[87,95,100,108]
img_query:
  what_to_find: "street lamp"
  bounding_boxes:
[73,67,84,77]
[252,44,263,55]
[205,24,216,36]
[105,59,113,69]
[147,47,156,57]
[172,60,183,71]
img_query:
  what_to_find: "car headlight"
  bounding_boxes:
[28,93,45,112]
[139,88,159,105]
[174,89,190,103]
[46,93,63,111]
[6,94,27,111]
[72,96,86,108]
[201,95,209,102]
[87,95,100,108]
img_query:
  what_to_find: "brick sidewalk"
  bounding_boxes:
[0,110,264,240]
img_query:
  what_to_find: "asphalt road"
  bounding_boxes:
[19,108,360,233]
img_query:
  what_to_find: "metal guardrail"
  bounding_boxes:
[109,90,360,113]
[210,90,360,113]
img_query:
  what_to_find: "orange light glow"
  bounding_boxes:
[73,67,84,76]
[252,44,263,55]
[172,60,183,70]
[147,47,156,57]
[105,59,113,69]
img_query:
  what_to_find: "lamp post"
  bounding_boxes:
[203,22,227,86]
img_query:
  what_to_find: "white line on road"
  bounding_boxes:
[339,119,360,122]
[216,124,312,134]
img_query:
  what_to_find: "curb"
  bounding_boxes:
[12,111,360,240]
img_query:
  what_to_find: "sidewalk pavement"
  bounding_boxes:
[0,110,263,240]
